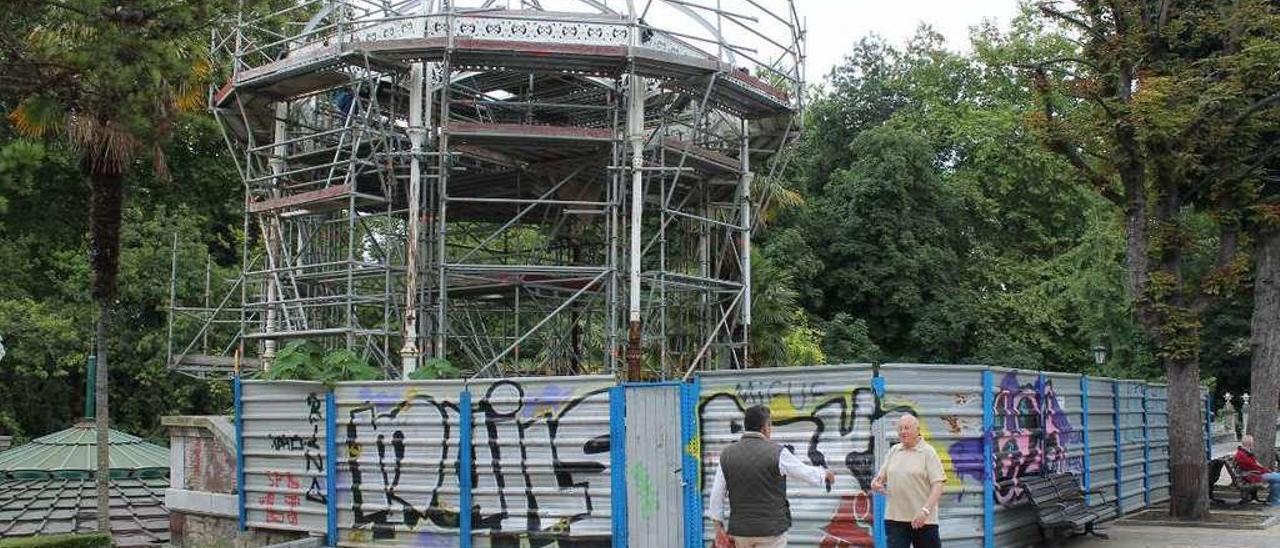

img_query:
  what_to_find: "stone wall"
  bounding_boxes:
[164,416,310,548]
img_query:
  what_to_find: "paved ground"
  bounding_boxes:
[1065,444,1280,548]
[1063,522,1280,547]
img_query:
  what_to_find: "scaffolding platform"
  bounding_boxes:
[195,0,804,380]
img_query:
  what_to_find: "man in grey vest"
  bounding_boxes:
[709,404,836,547]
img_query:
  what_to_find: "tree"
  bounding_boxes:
[0,116,240,444]
[760,28,1158,375]
[1249,222,1280,467]
[1022,0,1280,518]
[1,0,222,532]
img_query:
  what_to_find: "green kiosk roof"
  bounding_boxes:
[0,421,170,546]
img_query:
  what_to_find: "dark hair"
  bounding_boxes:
[744,405,771,433]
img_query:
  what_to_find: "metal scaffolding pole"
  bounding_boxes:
[194,0,803,380]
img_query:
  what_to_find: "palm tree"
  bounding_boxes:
[1,0,216,533]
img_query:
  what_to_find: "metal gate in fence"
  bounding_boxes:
[617,384,687,547]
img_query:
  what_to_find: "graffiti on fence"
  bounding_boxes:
[263,391,328,512]
[260,470,302,526]
[698,380,937,547]
[947,373,1081,507]
[342,380,611,546]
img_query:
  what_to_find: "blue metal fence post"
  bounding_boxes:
[680,378,704,548]
[1036,373,1047,477]
[460,390,474,548]
[1080,376,1092,506]
[234,375,246,532]
[610,386,627,548]
[982,370,995,548]
[872,374,887,548]
[1113,381,1123,516]
[1141,384,1150,507]
[325,390,338,546]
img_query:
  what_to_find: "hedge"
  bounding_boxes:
[0,534,112,548]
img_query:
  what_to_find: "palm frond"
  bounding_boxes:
[26,21,97,51]
[152,143,171,181]
[753,174,805,224]
[175,57,213,113]
[8,95,64,138]
[67,115,137,176]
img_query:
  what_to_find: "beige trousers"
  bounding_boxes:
[730,534,788,548]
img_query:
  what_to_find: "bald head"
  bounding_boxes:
[1242,434,1255,451]
[897,414,921,448]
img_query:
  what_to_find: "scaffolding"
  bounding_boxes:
[182,0,804,380]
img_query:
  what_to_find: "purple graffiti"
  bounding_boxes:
[948,373,1080,507]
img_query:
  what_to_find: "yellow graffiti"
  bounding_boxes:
[884,396,962,489]
[402,386,419,404]
[685,435,701,459]
[348,443,363,459]
[764,392,857,422]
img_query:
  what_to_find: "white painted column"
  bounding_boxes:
[625,71,645,378]
[401,58,426,379]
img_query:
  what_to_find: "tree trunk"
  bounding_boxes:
[1166,358,1209,519]
[89,169,124,535]
[94,301,112,534]
[1249,227,1280,468]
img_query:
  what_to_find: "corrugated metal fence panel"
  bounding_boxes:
[880,364,987,548]
[332,376,614,548]
[466,376,615,547]
[1085,378,1118,518]
[1116,380,1146,514]
[1146,383,1171,504]
[333,380,467,547]
[986,368,1045,548]
[698,364,876,547]
[241,380,330,534]
[624,385,684,547]
[1042,372,1087,479]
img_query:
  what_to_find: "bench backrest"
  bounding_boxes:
[1222,456,1258,486]
[1023,473,1085,506]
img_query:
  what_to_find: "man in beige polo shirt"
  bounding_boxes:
[870,414,945,548]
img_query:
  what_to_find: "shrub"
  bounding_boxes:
[261,340,380,382]
[0,533,112,548]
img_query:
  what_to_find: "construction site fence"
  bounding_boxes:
[233,363,1209,547]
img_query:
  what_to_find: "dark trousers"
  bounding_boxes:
[886,520,941,548]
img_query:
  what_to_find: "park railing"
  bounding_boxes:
[233,363,1207,548]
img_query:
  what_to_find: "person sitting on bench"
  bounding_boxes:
[1234,435,1280,506]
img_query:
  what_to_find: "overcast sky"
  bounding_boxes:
[794,0,1023,83]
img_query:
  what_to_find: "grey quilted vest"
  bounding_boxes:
[721,432,790,537]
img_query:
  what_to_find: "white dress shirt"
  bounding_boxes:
[708,432,829,524]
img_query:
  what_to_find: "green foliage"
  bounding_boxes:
[0,140,45,214]
[756,22,1176,376]
[0,111,237,444]
[0,533,111,548]
[261,341,381,383]
[409,358,461,380]
[822,314,881,364]
[781,311,825,367]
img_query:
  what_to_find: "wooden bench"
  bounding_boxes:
[1209,456,1268,504]
[1024,472,1110,545]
